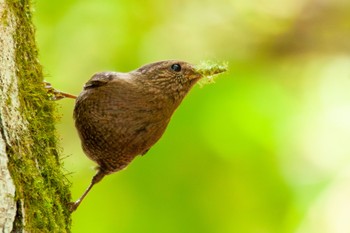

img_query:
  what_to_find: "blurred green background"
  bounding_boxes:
[33,0,350,232]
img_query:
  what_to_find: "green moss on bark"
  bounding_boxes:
[4,0,71,232]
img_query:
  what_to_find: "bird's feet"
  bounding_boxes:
[68,201,80,212]
[44,81,77,100]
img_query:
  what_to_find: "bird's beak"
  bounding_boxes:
[190,72,203,81]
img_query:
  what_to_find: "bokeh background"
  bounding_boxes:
[34,0,350,232]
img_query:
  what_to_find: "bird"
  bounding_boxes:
[49,60,226,211]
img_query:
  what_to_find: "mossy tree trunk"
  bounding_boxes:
[0,1,71,232]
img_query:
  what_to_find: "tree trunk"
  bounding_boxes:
[0,1,71,232]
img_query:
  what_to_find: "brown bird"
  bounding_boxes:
[63,60,226,211]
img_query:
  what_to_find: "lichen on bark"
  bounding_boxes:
[0,0,71,232]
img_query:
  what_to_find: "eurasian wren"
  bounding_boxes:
[70,60,226,211]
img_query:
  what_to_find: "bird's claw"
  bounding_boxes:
[44,81,77,100]
[68,201,79,212]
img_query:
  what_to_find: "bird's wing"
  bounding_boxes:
[84,72,116,89]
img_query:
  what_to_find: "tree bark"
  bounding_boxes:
[0,1,71,232]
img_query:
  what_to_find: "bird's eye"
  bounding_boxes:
[171,64,181,72]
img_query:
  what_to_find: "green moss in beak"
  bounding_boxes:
[195,61,228,85]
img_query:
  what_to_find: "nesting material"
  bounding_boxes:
[195,61,228,86]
